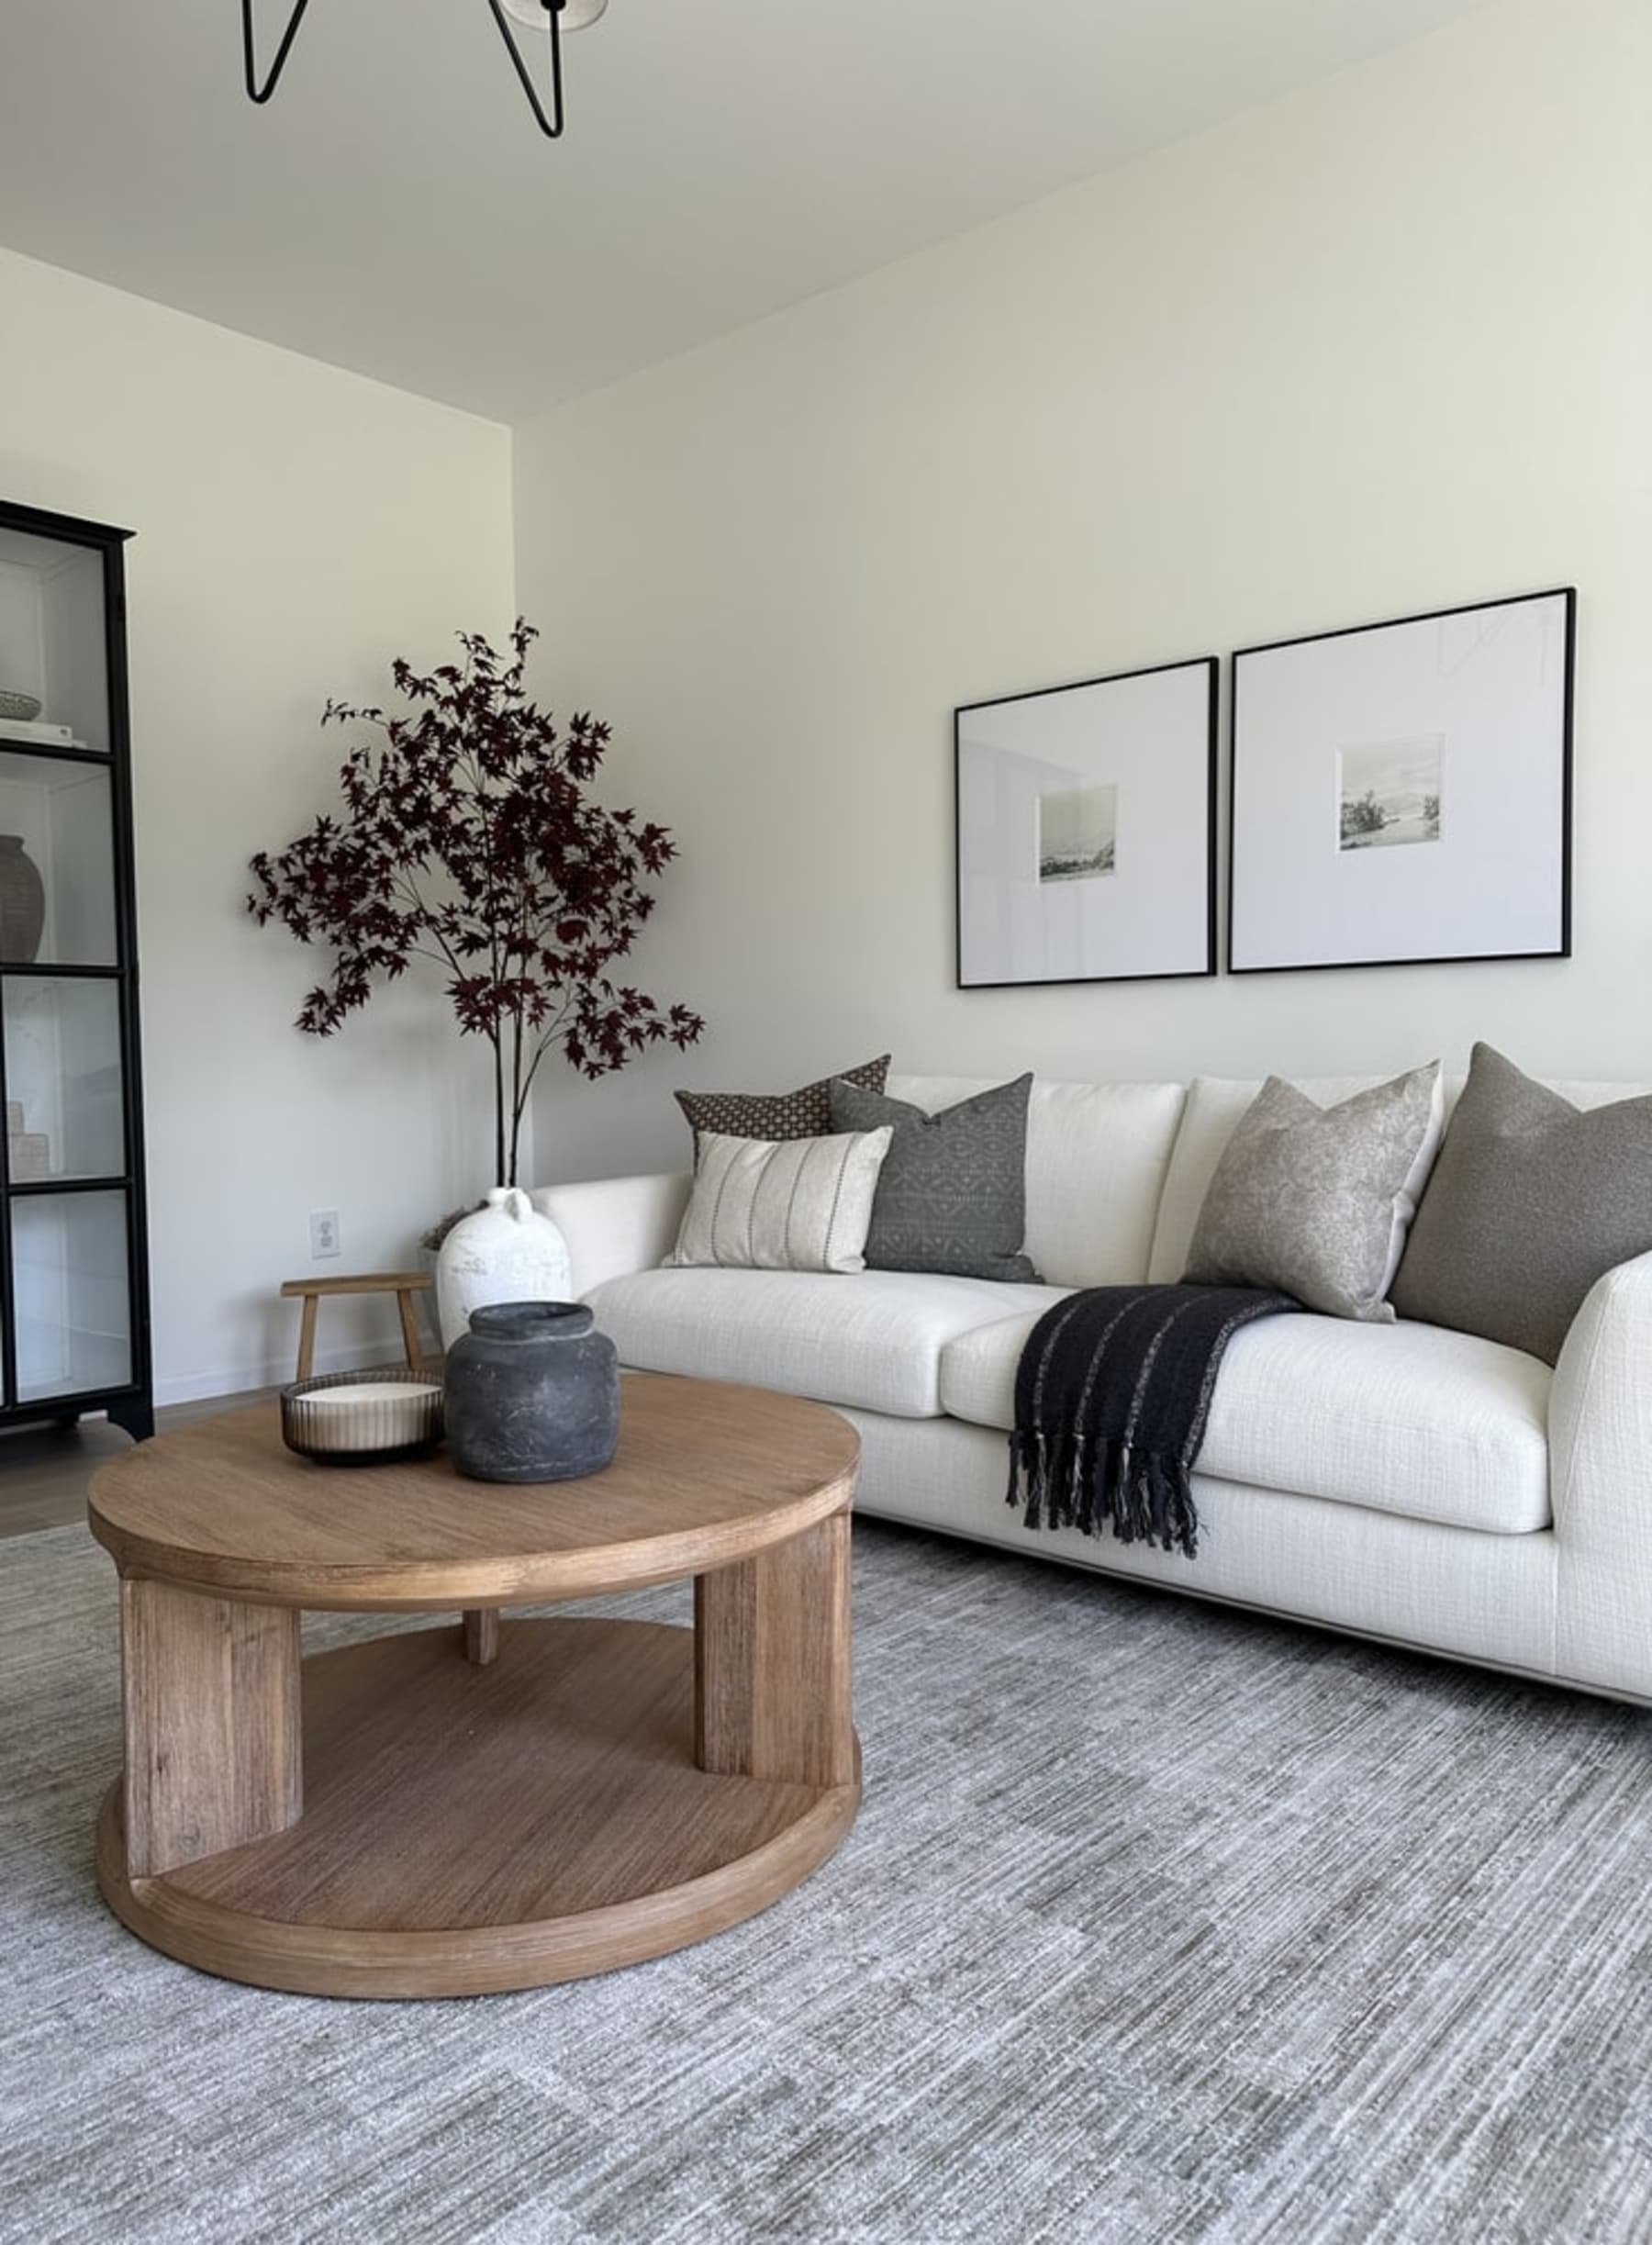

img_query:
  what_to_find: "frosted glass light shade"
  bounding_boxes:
[500,0,608,28]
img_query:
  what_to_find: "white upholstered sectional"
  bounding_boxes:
[535,1073,1652,1704]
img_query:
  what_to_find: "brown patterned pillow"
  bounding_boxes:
[675,1055,890,1154]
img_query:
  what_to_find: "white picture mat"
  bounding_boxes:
[957,662,1211,985]
[1231,593,1570,970]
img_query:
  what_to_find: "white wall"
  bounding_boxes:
[514,0,1652,1183]
[0,249,514,1402]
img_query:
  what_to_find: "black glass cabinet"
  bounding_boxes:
[0,498,151,1440]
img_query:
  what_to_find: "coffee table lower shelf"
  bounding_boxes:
[95,1616,861,2000]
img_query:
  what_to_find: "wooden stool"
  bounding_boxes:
[279,1271,434,1381]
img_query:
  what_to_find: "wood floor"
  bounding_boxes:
[0,1391,273,1541]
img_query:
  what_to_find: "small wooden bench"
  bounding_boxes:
[279,1271,433,1381]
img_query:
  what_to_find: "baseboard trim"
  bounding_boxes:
[153,1339,422,1411]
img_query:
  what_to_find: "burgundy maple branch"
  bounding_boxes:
[247,620,705,1189]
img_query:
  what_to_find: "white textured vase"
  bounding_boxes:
[435,1187,574,1354]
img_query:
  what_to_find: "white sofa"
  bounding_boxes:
[535,1072,1652,1705]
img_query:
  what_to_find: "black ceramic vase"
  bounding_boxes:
[443,1301,620,1484]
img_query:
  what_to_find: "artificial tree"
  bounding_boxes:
[249,620,703,1195]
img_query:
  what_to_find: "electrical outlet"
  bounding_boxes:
[309,1209,341,1260]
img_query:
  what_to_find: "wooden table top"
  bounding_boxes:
[89,1374,859,1612]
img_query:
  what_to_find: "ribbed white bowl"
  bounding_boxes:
[281,1365,444,1466]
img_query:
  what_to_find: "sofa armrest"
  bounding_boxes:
[529,1172,690,1297]
[1549,1248,1652,1692]
[1550,1249,1652,1534]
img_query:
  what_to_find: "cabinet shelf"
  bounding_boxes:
[8,1174,135,1196]
[0,744,110,768]
[0,962,125,979]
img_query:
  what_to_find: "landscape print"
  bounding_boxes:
[1038,782,1117,883]
[1338,733,1443,851]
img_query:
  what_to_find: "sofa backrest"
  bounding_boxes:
[886,1073,1186,1287]
[889,1067,1652,1293]
[1145,1071,1652,1284]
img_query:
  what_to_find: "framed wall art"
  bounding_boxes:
[1229,587,1575,974]
[954,655,1217,989]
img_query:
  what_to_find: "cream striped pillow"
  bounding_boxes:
[665,1128,894,1274]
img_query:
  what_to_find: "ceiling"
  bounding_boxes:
[0,0,1491,424]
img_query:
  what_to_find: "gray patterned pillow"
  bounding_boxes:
[1182,1063,1443,1321]
[675,1055,890,1152]
[1391,1044,1652,1363]
[828,1074,1040,1282]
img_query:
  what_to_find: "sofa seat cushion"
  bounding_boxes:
[939,1308,1551,1534]
[587,1268,1071,1421]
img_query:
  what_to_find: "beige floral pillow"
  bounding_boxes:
[1183,1064,1443,1321]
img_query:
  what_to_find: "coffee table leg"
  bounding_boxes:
[463,1608,500,1666]
[120,1579,303,1879]
[695,1512,855,1788]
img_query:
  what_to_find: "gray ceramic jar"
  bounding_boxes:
[443,1301,620,1484]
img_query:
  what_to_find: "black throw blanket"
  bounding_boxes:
[1007,1283,1300,1559]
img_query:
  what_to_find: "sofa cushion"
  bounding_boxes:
[664,1126,893,1273]
[1153,1070,1652,1288]
[675,1053,890,1150]
[588,1267,1070,1421]
[1148,1075,1401,1284]
[830,1073,1038,1282]
[887,1074,1185,1288]
[1391,1044,1652,1365]
[940,1307,1551,1534]
[1182,1064,1443,1321]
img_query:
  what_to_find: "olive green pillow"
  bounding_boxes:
[1391,1044,1652,1363]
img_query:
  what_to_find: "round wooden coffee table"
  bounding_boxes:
[88,1374,860,1999]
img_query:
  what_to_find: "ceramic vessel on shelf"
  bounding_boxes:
[0,836,45,963]
[443,1301,620,1483]
[0,689,42,723]
[433,1184,572,1351]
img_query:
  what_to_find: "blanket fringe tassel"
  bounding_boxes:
[1007,1428,1199,1559]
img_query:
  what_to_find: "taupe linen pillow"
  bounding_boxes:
[675,1055,890,1151]
[1183,1063,1443,1322]
[665,1128,893,1274]
[1391,1044,1652,1363]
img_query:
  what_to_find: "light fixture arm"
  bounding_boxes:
[486,0,568,140]
[241,0,584,137]
[241,0,315,105]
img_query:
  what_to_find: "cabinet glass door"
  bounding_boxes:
[0,751,117,966]
[10,1189,132,1403]
[4,978,125,1181]
[0,524,112,757]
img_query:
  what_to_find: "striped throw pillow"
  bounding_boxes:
[665,1128,895,1274]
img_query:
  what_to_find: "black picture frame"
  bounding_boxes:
[1228,587,1576,977]
[954,654,1219,991]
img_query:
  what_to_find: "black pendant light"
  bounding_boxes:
[241,0,607,139]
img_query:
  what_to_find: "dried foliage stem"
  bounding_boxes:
[247,620,705,1191]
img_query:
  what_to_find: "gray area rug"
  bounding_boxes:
[4,1516,1652,2245]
